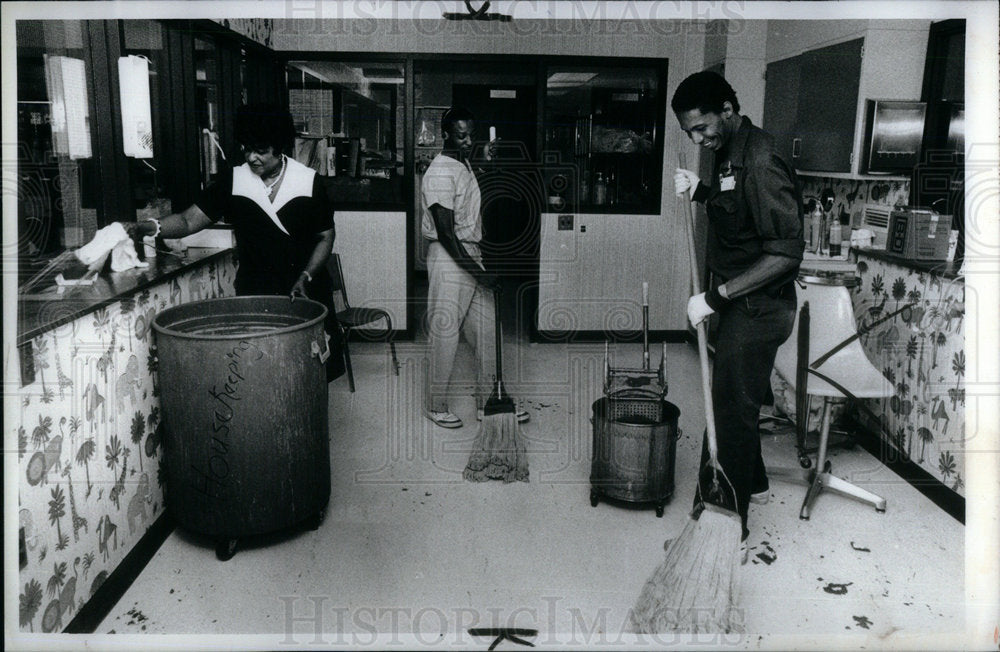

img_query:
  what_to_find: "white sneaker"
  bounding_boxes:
[424,410,463,429]
[750,490,770,505]
[476,408,530,423]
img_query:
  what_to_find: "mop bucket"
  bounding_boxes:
[589,283,677,516]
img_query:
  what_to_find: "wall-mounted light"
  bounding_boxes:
[118,55,154,158]
[44,54,92,159]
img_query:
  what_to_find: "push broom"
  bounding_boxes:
[463,287,529,483]
[630,155,743,634]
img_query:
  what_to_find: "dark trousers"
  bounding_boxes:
[694,284,796,540]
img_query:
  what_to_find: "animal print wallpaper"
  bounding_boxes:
[17,253,237,632]
[850,253,966,496]
[799,175,911,220]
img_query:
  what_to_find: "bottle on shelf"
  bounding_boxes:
[417,119,433,146]
[828,213,843,258]
[594,172,607,206]
[809,199,823,254]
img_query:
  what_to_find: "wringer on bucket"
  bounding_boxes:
[590,282,681,517]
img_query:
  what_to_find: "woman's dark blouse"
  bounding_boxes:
[196,158,334,297]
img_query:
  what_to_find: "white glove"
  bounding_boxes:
[674,168,700,198]
[687,292,715,326]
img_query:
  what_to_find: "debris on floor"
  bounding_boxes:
[823,582,853,595]
[853,615,873,629]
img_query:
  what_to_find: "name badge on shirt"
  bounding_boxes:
[720,175,736,191]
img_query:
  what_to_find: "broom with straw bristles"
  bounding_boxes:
[463,287,529,483]
[629,154,744,634]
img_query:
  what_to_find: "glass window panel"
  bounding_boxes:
[544,64,661,214]
[16,19,101,283]
[287,60,405,205]
[195,37,221,187]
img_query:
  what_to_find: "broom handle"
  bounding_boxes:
[493,286,504,390]
[679,152,720,465]
[642,281,650,371]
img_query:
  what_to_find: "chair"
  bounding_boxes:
[769,275,891,520]
[326,253,400,392]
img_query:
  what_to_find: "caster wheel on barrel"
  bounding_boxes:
[216,538,238,561]
[655,504,665,518]
[590,490,599,507]
[798,454,812,469]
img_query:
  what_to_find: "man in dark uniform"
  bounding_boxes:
[672,71,804,561]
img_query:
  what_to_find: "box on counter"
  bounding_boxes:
[886,207,952,261]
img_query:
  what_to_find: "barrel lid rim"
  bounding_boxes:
[151,295,328,340]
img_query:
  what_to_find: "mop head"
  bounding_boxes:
[463,405,529,483]
[629,504,744,634]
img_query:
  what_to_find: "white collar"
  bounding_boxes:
[231,158,316,235]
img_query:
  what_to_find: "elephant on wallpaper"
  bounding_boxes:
[115,355,141,414]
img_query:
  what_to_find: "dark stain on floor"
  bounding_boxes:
[850,541,871,552]
[753,541,778,565]
[853,615,873,629]
[823,582,853,595]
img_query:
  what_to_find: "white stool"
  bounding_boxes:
[770,273,891,519]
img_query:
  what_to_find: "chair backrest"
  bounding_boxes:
[326,253,349,313]
[774,279,893,398]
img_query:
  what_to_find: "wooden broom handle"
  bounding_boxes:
[679,152,720,464]
[493,287,504,388]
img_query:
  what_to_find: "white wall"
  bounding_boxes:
[332,211,408,329]
[765,19,869,62]
[725,20,769,124]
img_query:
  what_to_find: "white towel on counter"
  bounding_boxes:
[74,222,148,271]
[110,238,148,271]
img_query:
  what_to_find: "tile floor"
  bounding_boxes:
[94,287,965,648]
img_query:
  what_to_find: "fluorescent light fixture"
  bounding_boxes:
[547,72,598,85]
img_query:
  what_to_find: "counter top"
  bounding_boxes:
[17,247,233,345]
[853,248,963,280]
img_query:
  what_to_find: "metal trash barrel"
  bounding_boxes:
[590,397,680,517]
[153,296,331,559]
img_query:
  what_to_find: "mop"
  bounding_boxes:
[629,156,743,634]
[463,288,529,483]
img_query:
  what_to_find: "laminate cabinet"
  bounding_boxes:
[764,37,863,173]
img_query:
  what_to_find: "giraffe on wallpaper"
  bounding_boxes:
[108,447,130,510]
[61,464,88,542]
[53,343,74,400]
[96,332,116,384]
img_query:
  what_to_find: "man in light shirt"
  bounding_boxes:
[421,106,528,428]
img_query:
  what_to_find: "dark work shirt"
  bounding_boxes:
[692,116,804,293]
